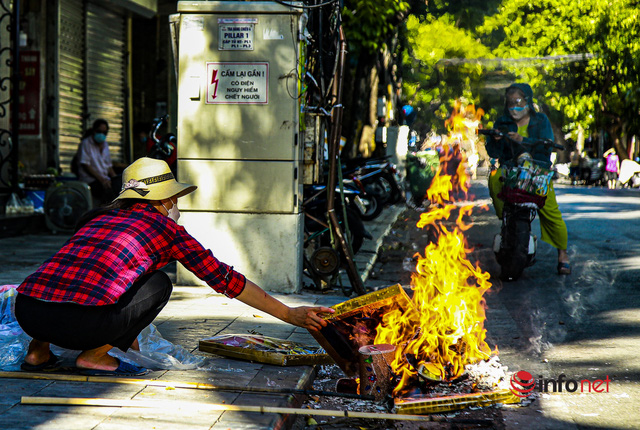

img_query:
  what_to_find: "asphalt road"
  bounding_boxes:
[300,177,640,430]
[467,179,640,430]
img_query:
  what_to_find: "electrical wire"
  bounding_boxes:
[302,2,342,108]
[272,0,340,9]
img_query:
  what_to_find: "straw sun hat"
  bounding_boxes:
[116,157,196,201]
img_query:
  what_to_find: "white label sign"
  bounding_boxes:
[206,62,268,104]
[219,23,254,50]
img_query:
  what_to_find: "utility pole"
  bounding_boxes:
[325,27,366,296]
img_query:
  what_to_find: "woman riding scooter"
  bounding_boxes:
[485,83,571,275]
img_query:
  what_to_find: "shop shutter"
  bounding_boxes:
[58,0,85,172]
[85,2,126,164]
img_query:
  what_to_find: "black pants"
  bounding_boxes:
[15,271,172,352]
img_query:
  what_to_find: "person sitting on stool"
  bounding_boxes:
[76,119,121,205]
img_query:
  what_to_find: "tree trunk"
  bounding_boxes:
[342,51,378,158]
[607,119,627,160]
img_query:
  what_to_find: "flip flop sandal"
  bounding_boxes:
[557,262,572,275]
[79,358,149,377]
[20,352,62,372]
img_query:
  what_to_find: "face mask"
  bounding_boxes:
[162,200,180,222]
[94,133,107,144]
[509,105,529,121]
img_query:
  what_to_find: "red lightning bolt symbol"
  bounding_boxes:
[211,69,219,100]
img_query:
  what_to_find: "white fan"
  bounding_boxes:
[44,181,92,233]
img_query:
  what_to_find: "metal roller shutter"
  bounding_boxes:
[85,2,126,164]
[58,0,85,172]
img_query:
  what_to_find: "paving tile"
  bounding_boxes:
[0,379,52,405]
[95,412,215,430]
[213,410,281,430]
[0,406,115,430]
[135,384,240,404]
[37,381,143,399]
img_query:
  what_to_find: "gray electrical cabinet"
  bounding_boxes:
[173,1,304,292]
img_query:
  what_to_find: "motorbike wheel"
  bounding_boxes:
[357,193,383,221]
[364,176,393,205]
[498,211,531,281]
[382,171,403,204]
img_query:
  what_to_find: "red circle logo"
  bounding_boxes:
[510,370,536,398]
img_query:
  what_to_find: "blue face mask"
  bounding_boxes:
[94,133,107,144]
[509,105,529,120]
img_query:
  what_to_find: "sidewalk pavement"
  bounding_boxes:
[0,204,406,430]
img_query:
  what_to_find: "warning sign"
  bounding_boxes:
[206,62,268,105]
[219,23,254,50]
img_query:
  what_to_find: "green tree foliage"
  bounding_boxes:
[338,0,420,158]
[477,0,640,153]
[340,0,640,158]
[423,0,501,29]
[342,0,411,53]
[401,14,491,132]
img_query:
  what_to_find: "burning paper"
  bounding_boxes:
[375,101,495,396]
[394,389,519,415]
[310,284,418,376]
[314,101,503,408]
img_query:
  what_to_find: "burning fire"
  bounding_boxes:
[374,101,494,396]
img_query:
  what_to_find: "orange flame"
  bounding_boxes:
[374,101,494,396]
[444,99,485,132]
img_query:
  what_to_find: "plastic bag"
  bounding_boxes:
[0,286,31,370]
[0,285,205,371]
[4,193,34,215]
[109,324,205,370]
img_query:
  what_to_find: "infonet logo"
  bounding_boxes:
[510,371,611,398]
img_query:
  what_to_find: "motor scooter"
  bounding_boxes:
[341,156,404,205]
[479,129,564,281]
[147,115,177,173]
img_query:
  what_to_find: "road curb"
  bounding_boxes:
[272,365,317,430]
[356,204,407,285]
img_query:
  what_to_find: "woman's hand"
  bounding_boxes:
[235,280,335,331]
[286,306,335,331]
[507,131,523,143]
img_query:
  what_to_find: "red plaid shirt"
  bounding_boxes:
[17,203,246,305]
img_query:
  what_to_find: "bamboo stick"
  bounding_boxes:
[20,396,448,422]
[0,371,372,400]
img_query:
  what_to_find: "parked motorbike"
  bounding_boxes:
[479,129,564,281]
[342,156,404,206]
[147,115,177,173]
[302,182,372,291]
[579,154,605,186]
[344,177,383,221]
[303,183,371,253]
